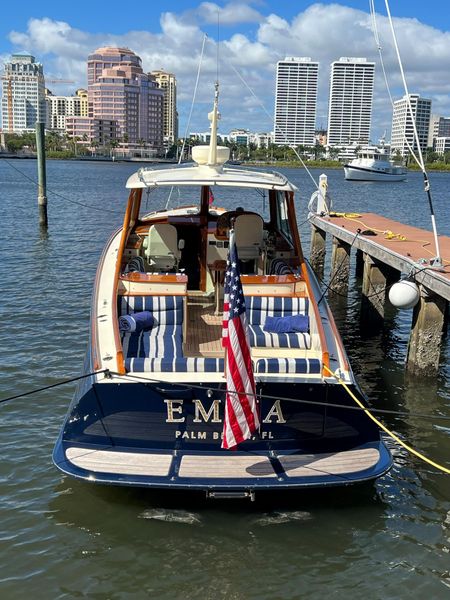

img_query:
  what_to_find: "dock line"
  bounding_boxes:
[323,365,450,475]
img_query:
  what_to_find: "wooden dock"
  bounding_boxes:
[309,211,450,374]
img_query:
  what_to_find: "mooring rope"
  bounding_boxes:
[1,368,449,423]
[323,364,450,475]
[1,366,449,474]
[0,370,109,405]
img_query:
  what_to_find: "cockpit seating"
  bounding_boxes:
[143,223,181,272]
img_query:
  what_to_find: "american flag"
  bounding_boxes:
[221,233,259,449]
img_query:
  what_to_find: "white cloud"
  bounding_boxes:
[4,3,450,140]
[197,2,263,25]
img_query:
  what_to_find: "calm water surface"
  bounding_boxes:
[0,159,449,599]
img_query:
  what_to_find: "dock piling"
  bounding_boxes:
[361,254,398,330]
[310,226,326,280]
[355,249,364,278]
[407,289,448,375]
[330,238,351,294]
[35,121,48,229]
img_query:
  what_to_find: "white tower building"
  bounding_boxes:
[1,54,46,133]
[327,57,375,146]
[46,89,88,131]
[390,94,432,157]
[273,57,319,146]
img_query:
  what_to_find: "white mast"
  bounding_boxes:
[207,82,220,166]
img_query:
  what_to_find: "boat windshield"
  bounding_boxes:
[140,184,271,222]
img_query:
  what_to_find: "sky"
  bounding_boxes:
[1,0,450,142]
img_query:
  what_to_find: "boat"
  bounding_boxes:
[344,142,407,181]
[53,86,392,498]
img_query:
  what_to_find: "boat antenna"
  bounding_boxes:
[206,9,220,166]
[216,9,220,86]
[381,0,443,267]
[165,33,207,209]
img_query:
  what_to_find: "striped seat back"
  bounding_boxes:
[247,296,309,325]
[120,295,183,325]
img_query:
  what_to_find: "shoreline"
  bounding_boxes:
[2,153,450,172]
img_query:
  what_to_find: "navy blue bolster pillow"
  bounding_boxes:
[119,311,154,333]
[263,314,309,334]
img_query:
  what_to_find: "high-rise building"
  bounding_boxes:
[434,137,450,155]
[1,54,46,133]
[150,70,178,145]
[46,88,88,131]
[428,114,450,148]
[390,94,432,157]
[72,46,164,150]
[273,57,318,146]
[327,57,375,146]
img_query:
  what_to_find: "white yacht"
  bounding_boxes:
[53,86,392,497]
[344,143,407,181]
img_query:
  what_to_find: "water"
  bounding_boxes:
[0,159,449,599]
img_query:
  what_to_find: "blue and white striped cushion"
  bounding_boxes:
[120,295,183,325]
[121,325,183,360]
[125,357,225,372]
[247,296,309,325]
[270,259,294,275]
[120,295,185,365]
[254,358,321,374]
[247,326,311,349]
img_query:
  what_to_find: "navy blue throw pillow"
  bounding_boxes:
[119,311,154,333]
[263,314,309,334]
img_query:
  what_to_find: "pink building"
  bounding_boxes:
[69,47,164,152]
[66,116,117,146]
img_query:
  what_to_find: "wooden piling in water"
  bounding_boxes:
[310,226,326,280]
[360,255,399,329]
[407,289,448,375]
[361,255,387,328]
[35,121,48,228]
[330,238,351,294]
[355,249,364,278]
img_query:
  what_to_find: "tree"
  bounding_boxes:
[328,147,340,161]
[313,143,326,160]
[45,131,63,152]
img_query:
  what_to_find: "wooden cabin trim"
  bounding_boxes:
[112,188,142,374]
[119,273,188,284]
[286,190,304,264]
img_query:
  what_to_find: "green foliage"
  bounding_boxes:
[46,150,76,159]
[4,132,36,152]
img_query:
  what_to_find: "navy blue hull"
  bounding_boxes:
[53,370,393,491]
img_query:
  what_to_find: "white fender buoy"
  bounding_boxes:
[388,280,420,309]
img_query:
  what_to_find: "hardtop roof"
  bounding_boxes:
[126,164,297,192]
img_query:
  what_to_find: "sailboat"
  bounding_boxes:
[53,85,392,498]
